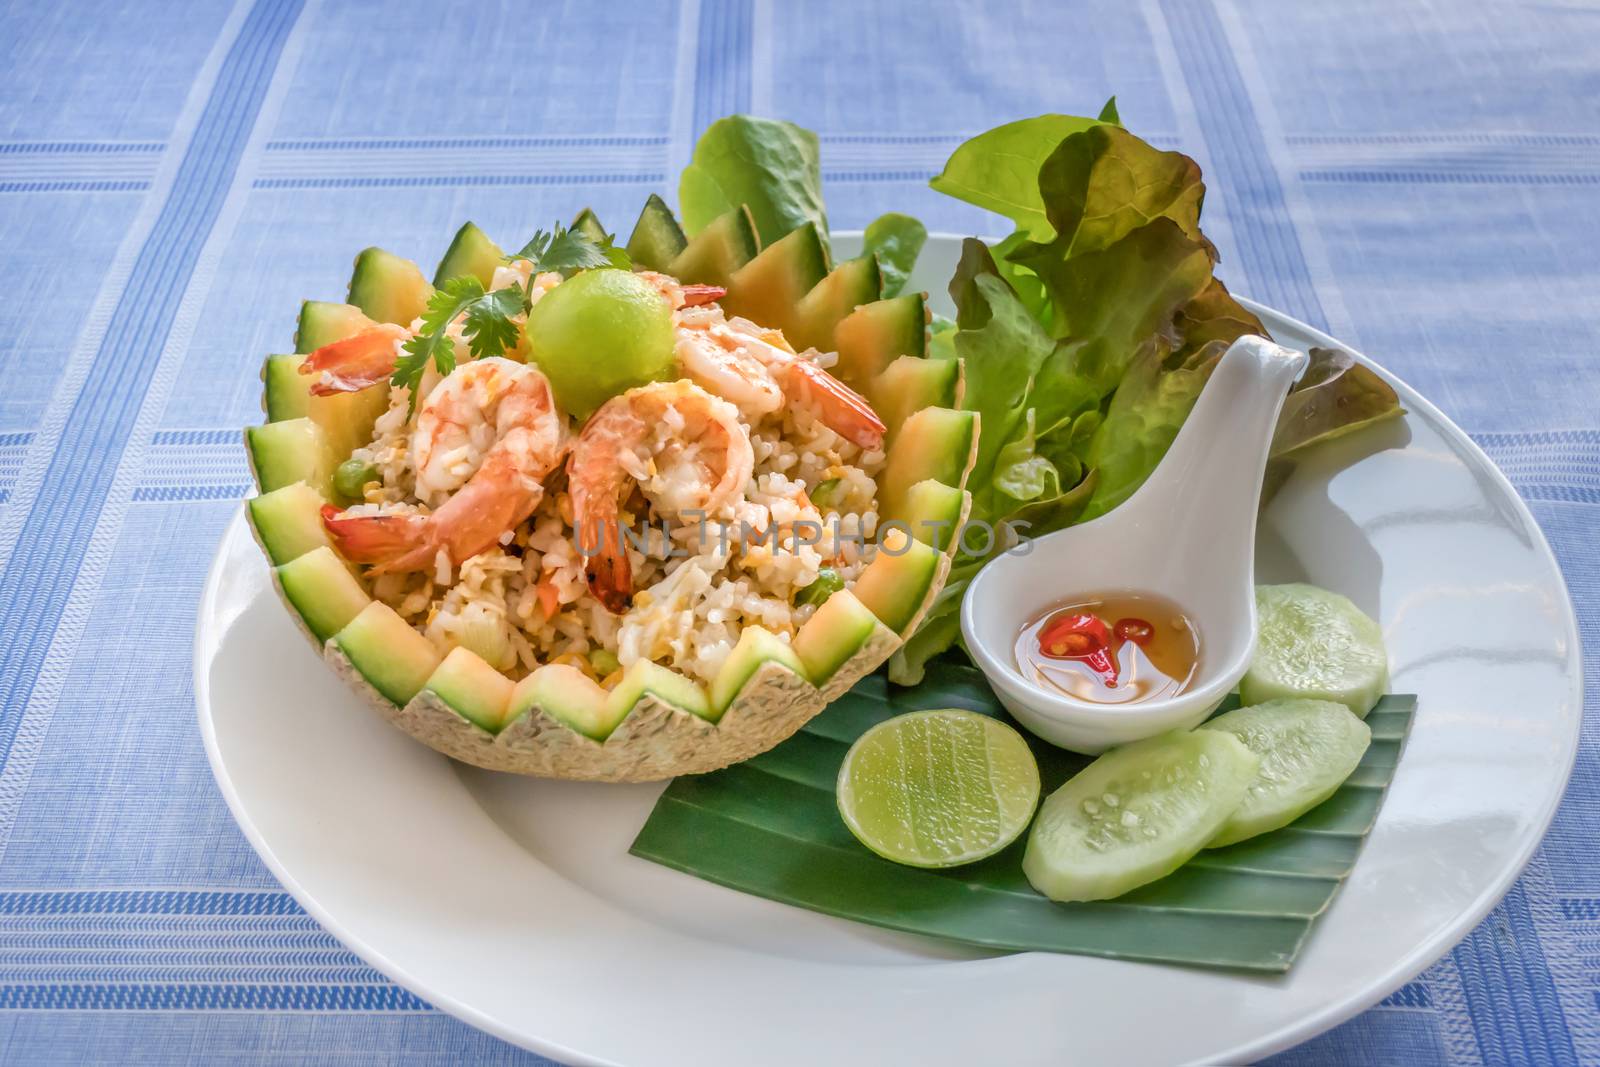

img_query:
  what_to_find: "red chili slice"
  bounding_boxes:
[1038,611,1120,687]
[1114,617,1155,646]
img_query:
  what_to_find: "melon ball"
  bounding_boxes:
[524,269,676,420]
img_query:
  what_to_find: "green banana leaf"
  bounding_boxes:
[631,659,1415,973]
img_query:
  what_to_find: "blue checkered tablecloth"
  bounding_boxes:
[1,0,1596,1062]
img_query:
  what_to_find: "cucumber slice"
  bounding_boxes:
[1244,583,1389,718]
[1022,730,1258,902]
[1202,698,1372,848]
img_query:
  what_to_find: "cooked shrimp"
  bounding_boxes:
[636,270,727,311]
[300,269,554,398]
[322,357,565,573]
[675,312,886,450]
[298,323,410,395]
[782,357,887,451]
[673,312,786,418]
[569,380,754,613]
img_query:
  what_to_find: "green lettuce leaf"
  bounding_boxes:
[927,100,1124,243]
[903,114,1233,676]
[1025,218,1215,433]
[948,266,1057,501]
[1008,465,1097,535]
[988,230,1052,324]
[887,585,965,686]
[987,123,1210,339]
[992,409,1060,503]
[1171,277,1265,364]
[1272,346,1404,457]
[1259,346,1405,502]
[1066,409,1102,458]
[948,236,1002,328]
[1071,276,1269,521]
[906,109,1401,683]
[680,116,829,251]
[929,114,1103,241]
[1040,216,1213,347]
[861,212,927,298]
[1012,124,1207,266]
[1076,340,1223,522]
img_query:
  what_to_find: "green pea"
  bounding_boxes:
[588,648,622,678]
[810,477,843,509]
[796,569,845,608]
[334,458,379,501]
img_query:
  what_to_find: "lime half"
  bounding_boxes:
[836,709,1041,868]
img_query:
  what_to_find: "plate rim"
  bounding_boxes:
[195,564,606,1065]
[195,233,1583,1066]
[1226,293,1583,1061]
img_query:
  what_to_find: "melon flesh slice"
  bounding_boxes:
[853,529,939,634]
[424,647,515,733]
[879,407,978,523]
[249,481,332,565]
[275,546,369,643]
[333,602,441,707]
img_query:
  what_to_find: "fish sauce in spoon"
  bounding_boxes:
[1015,594,1200,706]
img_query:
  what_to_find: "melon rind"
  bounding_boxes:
[274,484,968,782]
[310,611,904,780]
[250,214,979,782]
[267,482,965,781]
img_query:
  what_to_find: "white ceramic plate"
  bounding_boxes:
[196,234,1581,1066]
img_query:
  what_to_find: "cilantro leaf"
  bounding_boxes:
[513,222,630,279]
[415,275,488,338]
[390,331,455,415]
[463,284,524,359]
[512,229,553,265]
[389,275,525,412]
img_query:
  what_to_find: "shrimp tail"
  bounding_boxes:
[299,324,409,396]
[678,284,727,307]
[785,360,887,451]
[320,504,437,573]
[580,518,634,615]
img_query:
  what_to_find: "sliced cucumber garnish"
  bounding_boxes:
[1244,583,1389,717]
[1202,698,1372,848]
[1022,730,1258,902]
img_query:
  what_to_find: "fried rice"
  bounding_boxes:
[347,268,886,690]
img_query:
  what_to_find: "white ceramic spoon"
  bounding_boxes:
[960,335,1309,753]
